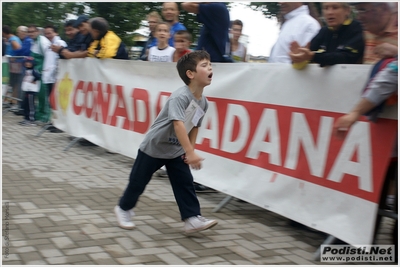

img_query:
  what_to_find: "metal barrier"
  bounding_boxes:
[2,56,25,115]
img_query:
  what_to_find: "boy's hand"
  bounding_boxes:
[184,151,204,170]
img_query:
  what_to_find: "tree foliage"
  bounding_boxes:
[1,2,203,47]
[249,2,280,18]
[2,2,85,34]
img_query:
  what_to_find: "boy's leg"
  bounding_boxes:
[21,93,29,122]
[118,150,165,211]
[165,155,201,221]
[28,92,36,122]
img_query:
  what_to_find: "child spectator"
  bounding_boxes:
[115,50,218,234]
[148,22,176,62]
[173,30,192,62]
[19,57,41,126]
[230,20,247,62]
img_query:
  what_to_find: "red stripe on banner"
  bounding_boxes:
[65,79,396,203]
[195,97,397,203]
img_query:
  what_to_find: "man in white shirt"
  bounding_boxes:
[269,3,320,63]
[28,24,54,124]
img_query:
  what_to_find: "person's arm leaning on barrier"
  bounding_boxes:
[58,48,88,59]
[290,21,365,69]
[333,60,398,139]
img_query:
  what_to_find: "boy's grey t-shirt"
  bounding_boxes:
[139,85,208,159]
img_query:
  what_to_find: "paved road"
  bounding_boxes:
[2,112,396,265]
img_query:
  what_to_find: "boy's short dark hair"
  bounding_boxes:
[176,50,211,85]
[174,30,192,42]
[155,21,170,31]
[231,19,243,28]
[65,20,76,28]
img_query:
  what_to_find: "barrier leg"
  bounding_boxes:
[63,137,83,152]
[35,124,53,137]
[3,96,22,116]
[212,195,233,213]
[313,235,337,261]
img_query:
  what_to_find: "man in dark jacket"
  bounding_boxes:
[51,20,84,59]
[181,2,232,62]
[51,15,93,59]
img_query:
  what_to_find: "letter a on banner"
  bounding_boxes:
[284,113,333,177]
[221,103,250,153]
[246,108,281,165]
[327,122,373,192]
[197,101,220,149]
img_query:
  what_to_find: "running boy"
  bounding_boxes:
[148,22,175,62]
[115,50,218,234]
[173,30,192,62]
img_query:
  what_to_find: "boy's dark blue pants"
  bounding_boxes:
[22,91,36,121]
[119,149,201,221]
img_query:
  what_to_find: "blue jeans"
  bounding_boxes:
[119,149,201,221]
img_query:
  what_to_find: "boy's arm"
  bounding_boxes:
[173,120,203,169]
[188,126,199,148]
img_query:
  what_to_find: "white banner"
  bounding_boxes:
[51,58,397,245]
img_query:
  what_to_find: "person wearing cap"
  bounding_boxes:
[87,17,129,59]
[351,2,398,64]
[51,20,85,59]
[53,15,93,59]
[74,15,94,50]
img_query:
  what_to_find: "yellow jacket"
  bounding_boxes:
[88,31,122,59]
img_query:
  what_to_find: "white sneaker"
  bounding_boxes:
[184,215,218,234]
[114,205,135,230]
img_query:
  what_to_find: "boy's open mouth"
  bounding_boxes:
[208,73,213,78]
